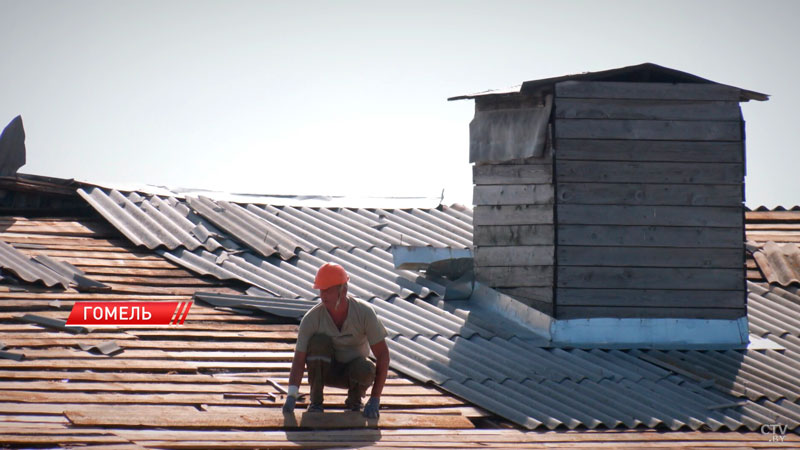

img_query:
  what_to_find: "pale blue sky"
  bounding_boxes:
[1,0,797,206]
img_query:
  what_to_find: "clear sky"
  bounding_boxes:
[1,0,797,207]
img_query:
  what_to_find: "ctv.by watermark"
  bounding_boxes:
[761,423,788,442]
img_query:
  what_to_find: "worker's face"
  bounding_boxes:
[320,283,347,311]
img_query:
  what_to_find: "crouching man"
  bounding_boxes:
[282,263,390,419]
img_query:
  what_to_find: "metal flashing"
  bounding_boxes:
[390,246,473,270]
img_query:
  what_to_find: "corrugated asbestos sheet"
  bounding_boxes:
[746,208,800,286]
[79,190,800,432]
[0,239,108,291]
[754,242,800,286]
[80,187,471,302]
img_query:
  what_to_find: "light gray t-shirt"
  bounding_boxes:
[295,296,388,363]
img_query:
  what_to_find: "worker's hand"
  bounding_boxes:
[282,395,296,414]
[363,397,380,419]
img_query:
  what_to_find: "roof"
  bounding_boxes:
[449,62,769,102]
[746,207,800,286]
[1,188,800,447]
[0,216,484,447]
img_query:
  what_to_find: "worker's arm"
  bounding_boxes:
[363,339,389,418]
[369,340,390,398]
[288,350,306,388]
[282,350,306,413]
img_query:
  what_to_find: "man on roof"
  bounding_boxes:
[282,262,390,419]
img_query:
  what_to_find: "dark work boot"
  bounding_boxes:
[306,334,334,410]
[344,388,363,412]
[344,357,375,411]
[307,402,324,413]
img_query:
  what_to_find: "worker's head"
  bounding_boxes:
[314,263,349,308]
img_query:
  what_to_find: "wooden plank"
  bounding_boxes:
[496,287,553,302]
[0,230,122,243]
[558,225,743,248]
[0,423,103,431]
[745,211,800,221]
[0,372,240,385]
[746,223,800,230]
[0,339,293,350]
[0,292,193,300]
[556,139,744,163]
[65,405,474,429]
[473,164,551,185]
[0,371,414,386]
[555,81,741,101]
[0,381,437,396]
[92,285,237,296]
[50,257,178,268]
[473,225,554,246]
[104,428,800,444]
[85,275,220,286]
[0,359,198,371]
[0,312,264,323]
[555,118,741,141]
[475,246,554,267]
[0,390,461,407]
[556,267,743,290]
[474,149,553,164]
[0,332,136,340]
[0,414,67,423]
[475,266,552,287]
[82,266,195,277]
[473,184,554,206]
[128,330,298,340]
[0,434,129,445]
[557,183,742,207]
[557,246,743,268]
[554,98,742,121]
[557,205,743,227]
[745,233,800,243]
[557,288,745,308]
[0,348,292,361]
[474,205,553,226]
[556,161,742,184]
[556,305,746,320]
[21,248,166,261]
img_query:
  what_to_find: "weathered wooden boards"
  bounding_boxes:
[551,81,746,320]
[3,427,797,449]
[64,405,473,429]
[472,152,555,313]
[470,81,749,319]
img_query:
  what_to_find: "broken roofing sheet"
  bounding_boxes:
[79,190,800,432]
[0,239,108,291]
[80,187,471,301]
[746,207,800,286]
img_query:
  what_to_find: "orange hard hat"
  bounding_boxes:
[313,263,350,290]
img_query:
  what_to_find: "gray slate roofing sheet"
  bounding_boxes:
[0,240,72,289]
[753,242,800,287]
[186,196,307,260]
[80,188,800,432]
[78,187,237,252]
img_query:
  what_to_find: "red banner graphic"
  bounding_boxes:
[66,301,192,326]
